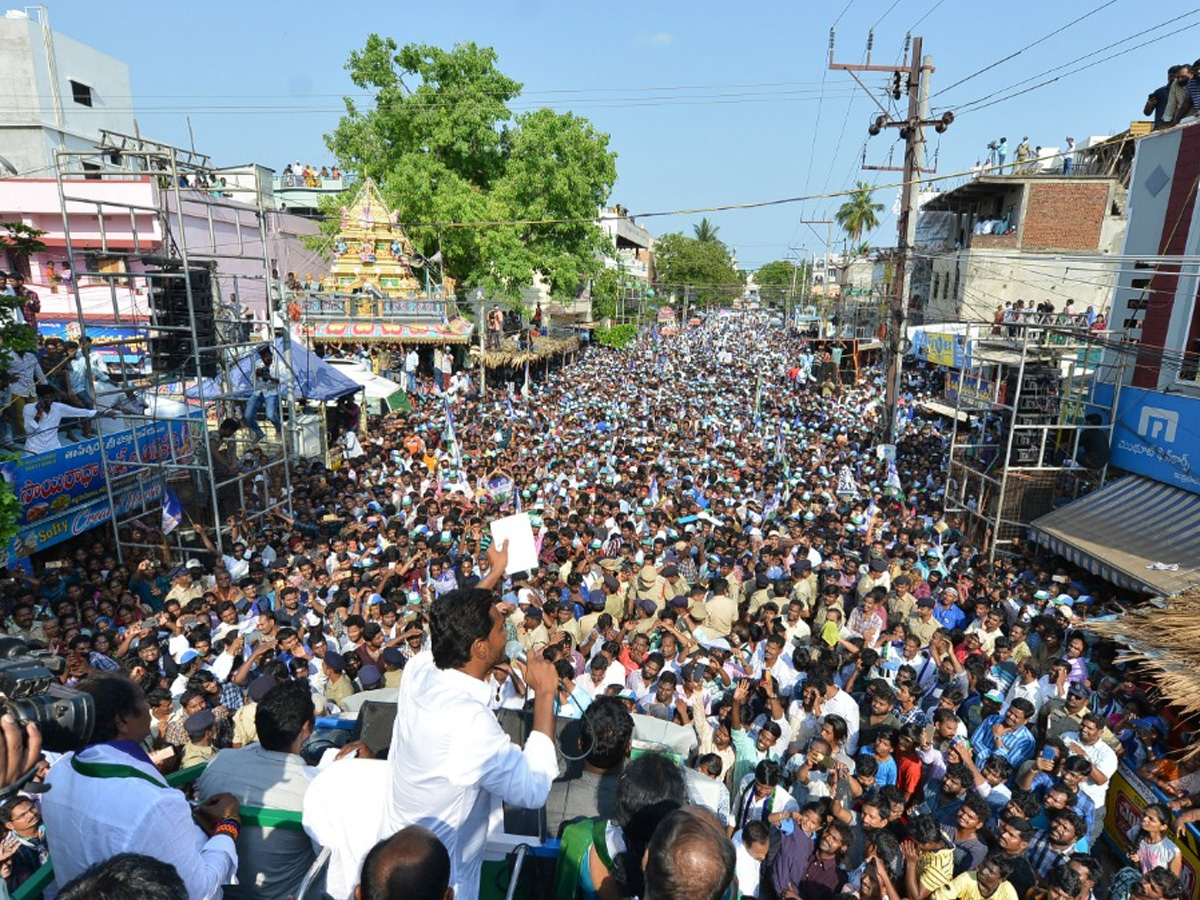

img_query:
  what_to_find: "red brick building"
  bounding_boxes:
[918,174,1126,324]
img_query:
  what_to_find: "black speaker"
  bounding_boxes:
[148,269,218,376]
[350,700,398,758]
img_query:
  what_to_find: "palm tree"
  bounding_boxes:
[836,183,884,244]
[693,217,721,244]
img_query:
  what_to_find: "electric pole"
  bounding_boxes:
[829,31,953,442]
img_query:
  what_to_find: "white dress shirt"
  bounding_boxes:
[303,757,390,899]
[23,402,98,454]
[386,651,558,900]
[43,742,237,899]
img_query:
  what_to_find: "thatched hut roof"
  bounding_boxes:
[474,334,580,367]
[1087,589,1200,733]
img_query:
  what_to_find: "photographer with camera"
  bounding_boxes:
[42,672,240,900]
[243,345,284,446]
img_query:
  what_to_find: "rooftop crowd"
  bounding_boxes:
[0,315,1188,900]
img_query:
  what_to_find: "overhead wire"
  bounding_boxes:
[944,11,1200,115]
[924,0,1122,104]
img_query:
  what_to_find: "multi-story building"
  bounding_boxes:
[0,7,134,177]
[918,174,1126,324]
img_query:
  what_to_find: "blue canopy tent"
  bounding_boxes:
[186,337,360,402]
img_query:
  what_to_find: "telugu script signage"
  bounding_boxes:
[1092,383,1200,496]
[926,332,959,368]
[1106,765,1200,900]
[944,373,1007,408]
[4,422,193,526]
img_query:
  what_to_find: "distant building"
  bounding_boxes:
[918,174,1126,323]
[0,7,135,177]
[599,205,653,285]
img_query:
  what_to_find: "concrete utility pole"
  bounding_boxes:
[829,31,953,442]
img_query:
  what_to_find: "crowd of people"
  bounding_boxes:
[1144,62,1200,130]
[0,315,1188,900]
[281,163,342,188]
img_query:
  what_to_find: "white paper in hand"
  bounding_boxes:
[489,513,538,574]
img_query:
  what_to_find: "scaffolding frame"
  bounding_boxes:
[941,323,1127,562]
[54,130,295,563]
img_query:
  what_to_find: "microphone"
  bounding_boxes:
[505,640,527,665]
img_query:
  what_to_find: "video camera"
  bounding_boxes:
[0,637,94,753]
[987,141,999,151]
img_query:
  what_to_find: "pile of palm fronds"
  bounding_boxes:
[1088,589,1200,734]
[475,334,581,367]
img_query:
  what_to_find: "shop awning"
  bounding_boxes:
[1029,475,1200,595]
[306,319,474,344]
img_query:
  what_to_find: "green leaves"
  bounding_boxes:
[755,259,806,306]
[835,182,884,244]
[326,37,616,304]
[653,232,743,307]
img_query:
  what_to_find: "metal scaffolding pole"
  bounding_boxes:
[54,132,295,564]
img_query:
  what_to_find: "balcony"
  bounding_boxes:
[290,290,453,321]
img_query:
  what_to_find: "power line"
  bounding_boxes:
[925,0,1122,103]
[909,0,945,29]
[872,0,906,30]
[944,10,1200,115]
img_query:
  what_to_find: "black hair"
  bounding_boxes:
[1051,808,1086,840]
[697,753,723,777]
[0,795,32,826]
[255,680,315,752]
[613,753,687,899]
[960,792,991,824]
[823,714,847,745]
[359,825,451,900]
[1062,755,1093,776]
[742,819,771,846]
[1045,865,1082,897]
[910,815,944,846]
[57,853,187,900]
[79,673,144,744]
[643,807,735,900]
[855,754,879,778]
[1067,854,1101,885]
[429,588,495,670]
[1146,868,1184,900]
[1007,789,1042,818]
[982,853,1015,880]
[754,759,781,786]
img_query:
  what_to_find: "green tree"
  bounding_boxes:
[325,36,617,303]
[590,267,620,321]
[653,233,742,307]
[693,217,721,244]
[0,223,42,356]
[835,183,884,244]
[755,259,806,307]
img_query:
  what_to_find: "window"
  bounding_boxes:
[81,161,100,181]
[69,80,92,107]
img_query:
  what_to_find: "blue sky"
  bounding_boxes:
[42,0,1200,272]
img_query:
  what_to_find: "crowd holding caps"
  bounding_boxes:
[0,315,1189,900]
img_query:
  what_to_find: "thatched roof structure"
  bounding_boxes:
[475,334,581,367]
[1087,588,1200,731]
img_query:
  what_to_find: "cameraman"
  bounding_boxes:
[42,672,240,899]
[243,345,284,445]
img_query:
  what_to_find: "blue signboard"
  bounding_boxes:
[0,418,196,562]
[3,421,194,526]
[1092,383,1200,495]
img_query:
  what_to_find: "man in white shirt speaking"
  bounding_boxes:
[386,541,560,900]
